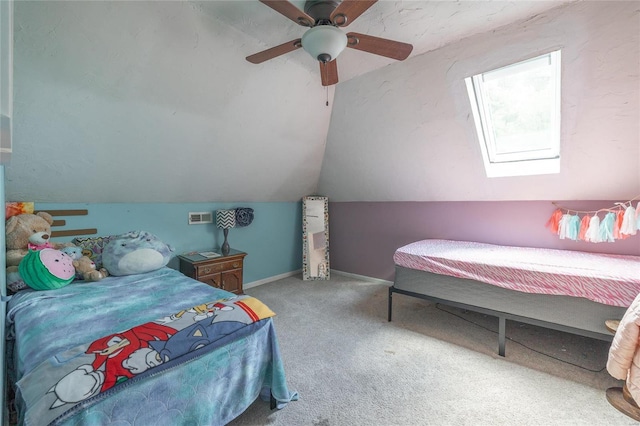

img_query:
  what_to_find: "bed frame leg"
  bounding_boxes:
[498,317,506,357]
[270,393,277,410]
[388,287,393,322]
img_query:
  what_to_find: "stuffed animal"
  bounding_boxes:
[61,246,84,260]
[102,231,173,276]
[72,256,109,282]
[6,212,57,271]
[19,249,76,291]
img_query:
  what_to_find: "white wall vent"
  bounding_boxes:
[188,212,213,225]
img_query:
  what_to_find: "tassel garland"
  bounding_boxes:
[546,196,640,243]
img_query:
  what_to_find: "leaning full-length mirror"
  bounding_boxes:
[302,196,329,280]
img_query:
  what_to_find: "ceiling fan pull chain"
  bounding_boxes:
[322,61,329,106]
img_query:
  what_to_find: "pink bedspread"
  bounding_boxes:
[393,239,640,307]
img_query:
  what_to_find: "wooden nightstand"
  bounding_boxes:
[178,249,247,294]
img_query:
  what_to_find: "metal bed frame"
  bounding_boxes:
[388,266,627,357]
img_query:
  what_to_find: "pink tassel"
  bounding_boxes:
[614,210,627,240]
[546,209,563,234]
[578,215,591,240]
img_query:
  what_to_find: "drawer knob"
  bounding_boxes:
[203,267,211,274]
[233,262,239,268]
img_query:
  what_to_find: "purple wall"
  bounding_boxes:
[329,201,640,282]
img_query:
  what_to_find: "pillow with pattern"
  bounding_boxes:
[71,235,116,269]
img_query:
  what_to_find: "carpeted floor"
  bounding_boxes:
[228,273,635,425]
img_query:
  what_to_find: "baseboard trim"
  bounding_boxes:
[244,269,392,289]
[244,270,302,289]
[332,270,393,286]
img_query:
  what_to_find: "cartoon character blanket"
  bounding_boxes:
[17,295,275,426]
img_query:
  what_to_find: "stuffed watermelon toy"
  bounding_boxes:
[19,249,76,290]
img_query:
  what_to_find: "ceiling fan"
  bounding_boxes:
[246,0,414,86]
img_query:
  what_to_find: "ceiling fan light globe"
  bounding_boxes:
[301,25,347,63]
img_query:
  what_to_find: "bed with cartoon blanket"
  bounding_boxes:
[6,267,297,426]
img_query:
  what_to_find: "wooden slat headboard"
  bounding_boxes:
[35,209,97,238]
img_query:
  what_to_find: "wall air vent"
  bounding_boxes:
[188,212,213,225]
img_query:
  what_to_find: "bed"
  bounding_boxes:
[5,265,297,426]
[388,239,640,356]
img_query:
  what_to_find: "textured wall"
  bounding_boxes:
[6,1,333,203]
[329,200,640,281]
[319,1,640,201]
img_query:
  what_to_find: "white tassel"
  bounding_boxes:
[585,215,601,242]
[621,205,638,235]
[558,214,572,239]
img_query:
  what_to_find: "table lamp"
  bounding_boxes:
[216,209,236,256]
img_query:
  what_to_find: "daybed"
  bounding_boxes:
[6,266,296,426]
[388,239,640,356]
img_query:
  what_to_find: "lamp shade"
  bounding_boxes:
[301,25,347,63]
[216,209,236,229]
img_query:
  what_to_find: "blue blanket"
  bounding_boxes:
[7,268,297,426]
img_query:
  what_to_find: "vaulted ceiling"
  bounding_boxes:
[5,1,638,203]
[205,0,574,84]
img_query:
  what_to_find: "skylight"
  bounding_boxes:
[465,50,561,178]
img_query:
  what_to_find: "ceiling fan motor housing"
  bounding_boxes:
[304,0,342,23]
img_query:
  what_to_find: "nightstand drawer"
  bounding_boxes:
[196,259,243,276]
[178,250,247,295]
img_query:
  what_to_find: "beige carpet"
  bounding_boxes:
[229,273,634,425]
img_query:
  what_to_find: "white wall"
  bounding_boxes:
[319,1,640,201]
[6,1,333,203]
[0,0,12,163]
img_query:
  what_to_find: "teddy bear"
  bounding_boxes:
[6,212,59,273]
[60,245,83,260]
[61,245,108,281]
[72,255,109,282]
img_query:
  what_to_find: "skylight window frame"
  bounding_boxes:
[465,50,562,178]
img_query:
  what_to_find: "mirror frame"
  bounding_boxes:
[302,195,330,280]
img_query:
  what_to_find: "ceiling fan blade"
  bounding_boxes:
[320,60,338,86]
[346,32,413,61]
[246,39,302,64]
[330,0,377,27]
[259,0,315,27]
